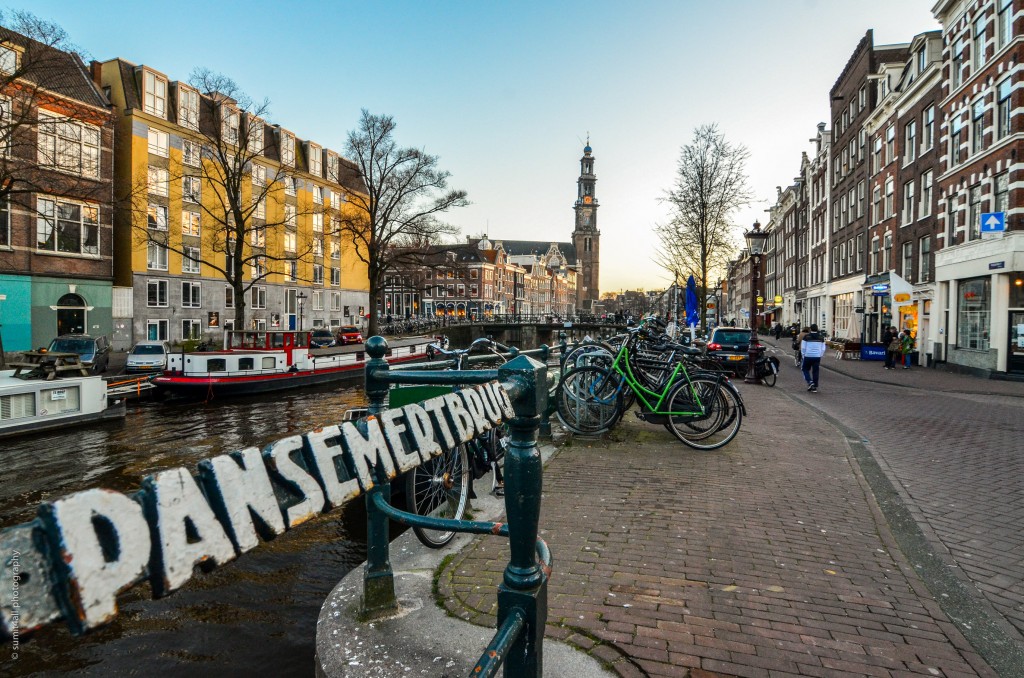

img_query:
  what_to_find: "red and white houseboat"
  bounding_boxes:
[153,330,432,398]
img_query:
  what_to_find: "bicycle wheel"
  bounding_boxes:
[760,365,777,387]
[555,366,623,435]
[406,443,469,548]
[664,377,743,450]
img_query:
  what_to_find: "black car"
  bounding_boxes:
[309,329,337,348]
[704,328,753,375]
[47,334,111,373]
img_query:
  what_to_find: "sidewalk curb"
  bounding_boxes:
[781,387,1024,676]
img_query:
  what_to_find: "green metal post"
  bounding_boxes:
[362,336,397,617]
[496,356,548,677]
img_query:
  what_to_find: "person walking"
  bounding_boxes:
[800,324,827,392]
[793,326,810,367]
[900,329,916,369]
[883,325,899,370]
[774,322,783,341]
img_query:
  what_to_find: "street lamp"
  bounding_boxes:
[743,222,769,384]
[296,291,307,331]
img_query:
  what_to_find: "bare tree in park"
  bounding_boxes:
[655,124,752,333]
[339,110,468,338]
[129,69,319,330]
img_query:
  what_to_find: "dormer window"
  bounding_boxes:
[917,46,927,74]
[0,45,17,73]
[281,131,295,166]
[308,143,322,176]
[247,116,264,153]
[327,152,340,182]
[178,87,199,130]
[221,106,240,145]
[144,71,168,118]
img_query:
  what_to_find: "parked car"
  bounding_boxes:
[125,340,172,374]
[335,326,364,345]
[47,335,111,374]
[309,329,337,349]
[704,327,754,376]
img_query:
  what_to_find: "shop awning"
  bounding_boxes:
[758,306,781,316]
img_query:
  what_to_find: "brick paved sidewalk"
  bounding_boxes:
[437,385,996,677]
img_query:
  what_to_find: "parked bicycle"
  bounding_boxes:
[555,317,746,450]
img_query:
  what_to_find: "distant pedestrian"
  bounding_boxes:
[729,318,736,327]
[774,323,783,341]
[883,326,899,370]
[800,324,827,392]
[900,330,916,369]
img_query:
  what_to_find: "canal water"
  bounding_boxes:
[1,384,375,677]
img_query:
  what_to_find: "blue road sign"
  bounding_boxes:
[980,212,1006,232]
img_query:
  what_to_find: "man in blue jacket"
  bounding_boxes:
[800,324,827,393]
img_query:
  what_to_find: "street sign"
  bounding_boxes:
[981,212,1006,232]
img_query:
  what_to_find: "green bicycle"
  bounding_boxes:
[555,324,745,450]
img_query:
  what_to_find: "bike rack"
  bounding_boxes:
[360,336,553,677]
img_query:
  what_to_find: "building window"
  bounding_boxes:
[902,242,914,281]
[974,14,987,71]
[251,286,266,309]
[181,319,202,341]
[968,185,982,240]
[309,144,322,176]
[857,180,865,217]
[883,232,892,271]
[884,177,894,218]
[972,99,985,154]
[225,286,234,308]
[947,195,958,244]
[148,166,168,196]
[254,197,266,220]
[331,267,340,286]
[183,176,201,203]
[281,132,295,166]
[999,0,1014,49]
[0,45,17,73]
[147,279,168,307]
[148,128,168,157]
[252,257,266,279]
[247,116,264,152]
[870,237,880,275]
[919,236,931,282]
[285,204,296,227]
[144,71,167,118]
[958,277,991,350]
[37,198,99,255]
[37,111,101,178]
[284,176,296,196]
[182,139,200,167]
[313,263,324,285]
[312,291,323,310]
[951,117,965,165]
[183,246,201,274]
[327,152,340,182]
[995,172,1009,216]
[997,78,1012,139]
[221,107,239,145]
[0,198,8,248]
[312,212,323,233]
[331,241,340,260]
[147,242,168,270]
[923,105,935,149]
[902,180,915,225]
[252,163,266,186]
[313,185,323,204]
[284,231,296,254]
[285,259,297,282]
[182,281,201,307]
[178,87,199,131]
[147,203,167,231]
[920,171,933,218]
[147,319,169,341]
[903,121,916,163]
[953,38,967,88]
[872,136,882,174]
[885,124,895,164]
[872,184,881,223]
[855,233,864,271]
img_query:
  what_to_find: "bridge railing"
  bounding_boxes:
[358,336,552,677]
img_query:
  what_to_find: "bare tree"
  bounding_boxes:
[340,110,468,338]
[127,69,319,330]
[0,11,106,255]
[655,124,752,333]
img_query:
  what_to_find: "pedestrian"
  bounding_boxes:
[774,322,783,341]
[729,318,736,327]
[800,324,827,392]
[793,326,810,367]
[900,329,916,369]
[883,325,899,370]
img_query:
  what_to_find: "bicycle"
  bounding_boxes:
[401,336,511,548]
[556,320,745,450]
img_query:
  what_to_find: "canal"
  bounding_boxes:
[1,383,374,677]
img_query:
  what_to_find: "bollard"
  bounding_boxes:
[495,356,549,677]
[362,336,397,617]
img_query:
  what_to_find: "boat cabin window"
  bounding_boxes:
[42,386,80,414]
[238,357,254,370]
[296,332,310,347]
[271,333,285,349]
[207,358,227,372]
[1,393,36,420]
[262,357,276,369]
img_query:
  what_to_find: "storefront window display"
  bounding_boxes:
[957,277,990,350]
[900,305,918,338]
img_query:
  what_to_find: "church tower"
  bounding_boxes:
[572,140,600,311]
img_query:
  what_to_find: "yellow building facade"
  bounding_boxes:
[97,59,369,344]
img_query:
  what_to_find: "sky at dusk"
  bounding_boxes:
[26,0,940,293]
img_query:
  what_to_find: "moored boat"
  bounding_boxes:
[152,330,433,398]
[0,352,127,439]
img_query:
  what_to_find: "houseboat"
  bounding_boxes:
[152,330,433,398]
[0,353,127,439]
